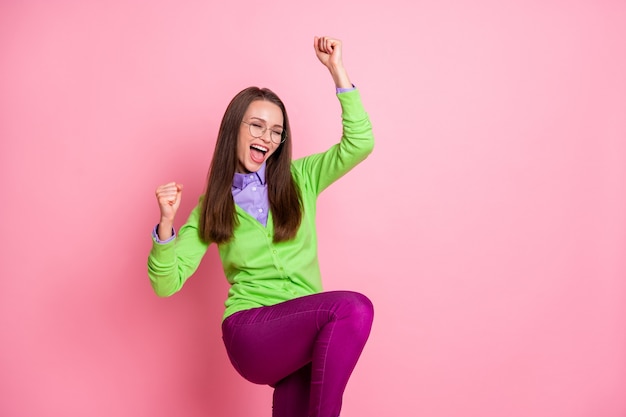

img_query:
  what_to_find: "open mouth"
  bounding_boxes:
[250,144,268,163]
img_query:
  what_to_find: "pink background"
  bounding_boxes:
[1,1,625,416]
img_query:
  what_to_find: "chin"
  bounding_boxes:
[244,162,261,173]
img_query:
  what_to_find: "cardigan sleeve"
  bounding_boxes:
[292,89,374,195]
[147,200,210,297]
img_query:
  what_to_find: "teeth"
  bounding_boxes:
[251,144,268,153]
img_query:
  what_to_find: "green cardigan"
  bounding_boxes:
[147,89,374,319]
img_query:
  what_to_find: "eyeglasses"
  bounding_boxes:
[241,121,286,144]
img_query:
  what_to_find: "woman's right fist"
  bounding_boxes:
[155,182,183,222]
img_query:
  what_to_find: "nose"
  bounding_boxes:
[260,129,272,142]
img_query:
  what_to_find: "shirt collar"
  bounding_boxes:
[232,162,266,189]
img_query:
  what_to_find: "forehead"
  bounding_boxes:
[244,100,283,125]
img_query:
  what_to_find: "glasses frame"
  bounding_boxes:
[241,120,286,144]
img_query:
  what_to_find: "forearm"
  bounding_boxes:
[328,64,352,89]
[157,218,174,240]
[339,89,374,160]
[147,202,210,296]
[147,250,185,297]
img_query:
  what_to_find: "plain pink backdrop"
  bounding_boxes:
[1,1,625,416]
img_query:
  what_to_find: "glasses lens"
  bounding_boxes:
[248,123,264,138]
[270,131,284,144]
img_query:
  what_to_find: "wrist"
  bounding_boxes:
[328,65,351,89]
[157,221,174,241]
[160,212,174,221]
[159,217,174,229]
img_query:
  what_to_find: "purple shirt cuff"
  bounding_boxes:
[152,224,176,244]
[336,85,356,94]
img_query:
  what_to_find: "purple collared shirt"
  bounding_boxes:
[232,162,269,226]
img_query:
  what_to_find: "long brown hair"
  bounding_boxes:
[199,87,302,244]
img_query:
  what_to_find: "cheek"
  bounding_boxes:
[236,136,247,154]
[268,145,280,158]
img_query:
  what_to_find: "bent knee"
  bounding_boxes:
[336,291,374,329]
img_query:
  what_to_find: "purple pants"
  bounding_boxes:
[221,290,374,417]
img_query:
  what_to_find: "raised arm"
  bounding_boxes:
[148,183,209,297]
[291,36,374,195]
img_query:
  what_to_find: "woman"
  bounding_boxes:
[148,36,374,417]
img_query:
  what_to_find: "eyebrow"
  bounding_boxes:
[249,116,284,129]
